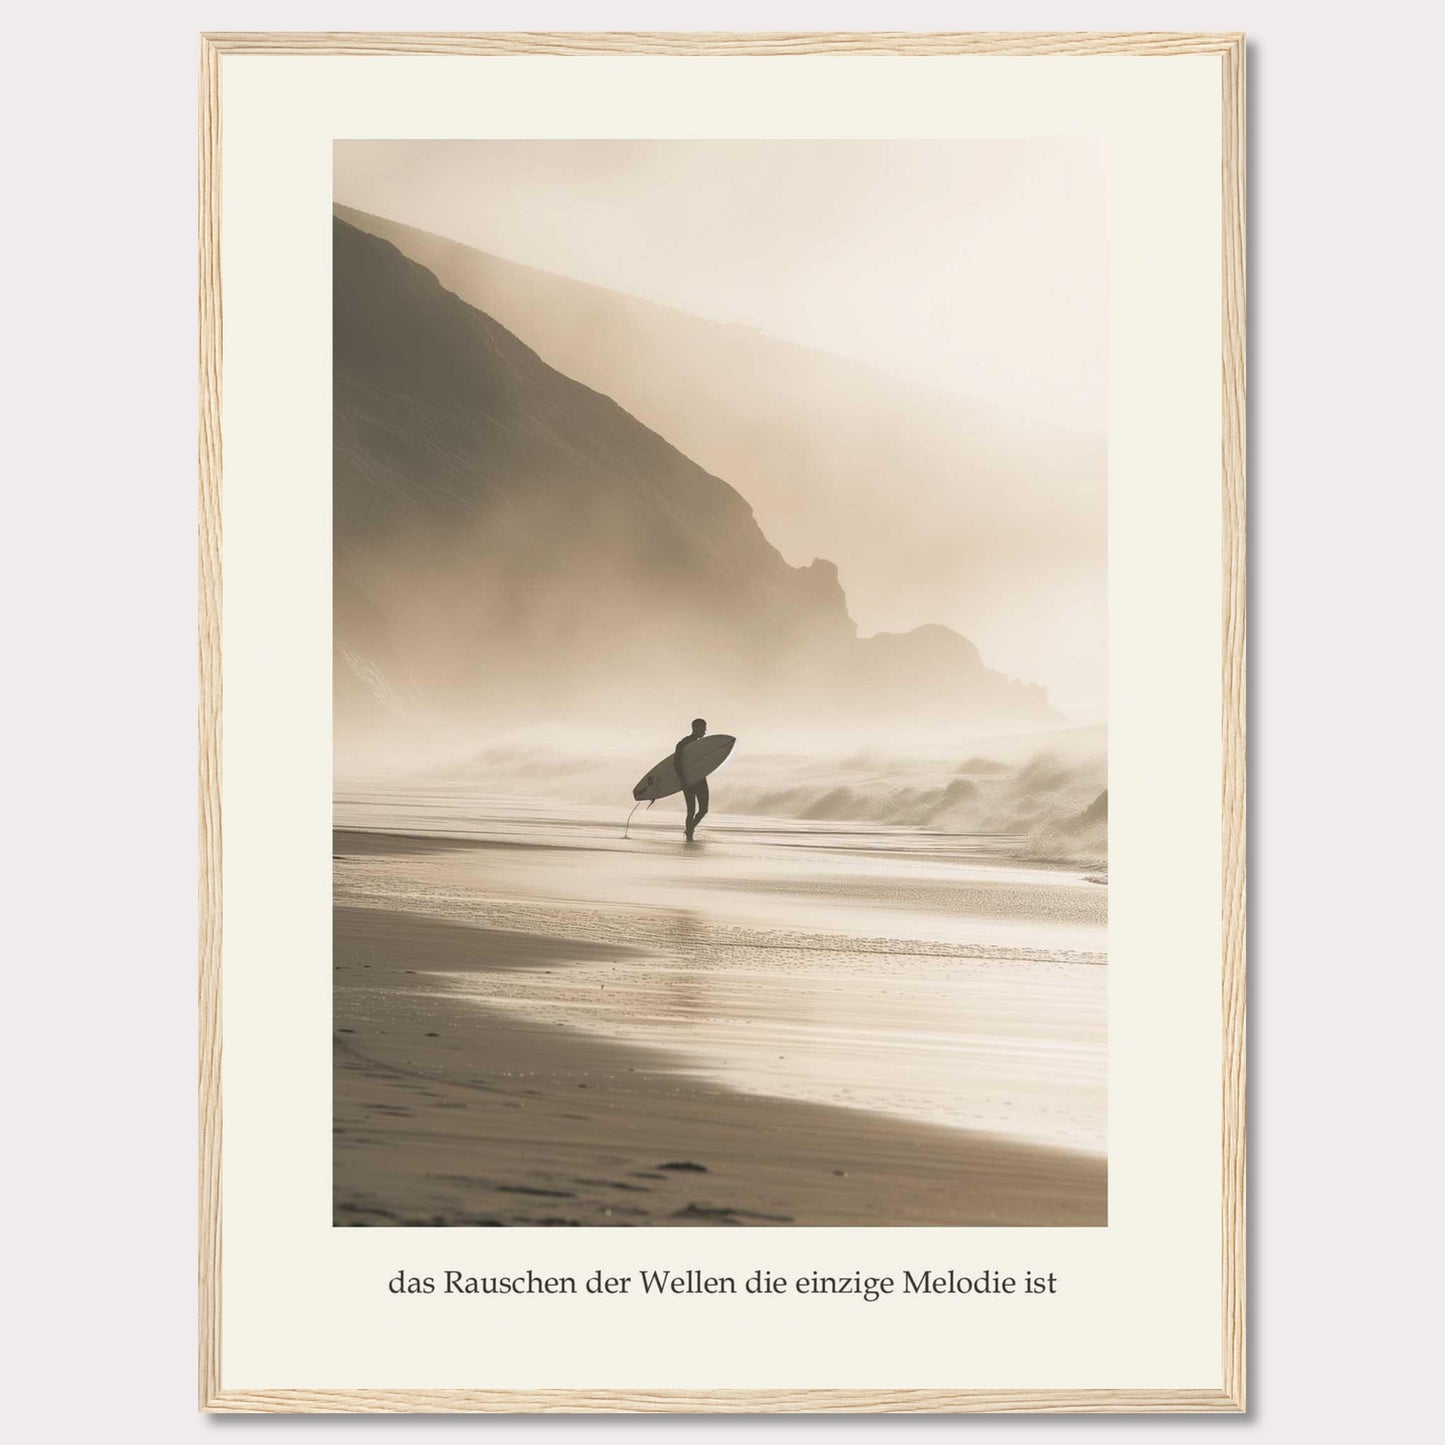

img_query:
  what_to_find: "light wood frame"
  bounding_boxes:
[198,29,1246,1414]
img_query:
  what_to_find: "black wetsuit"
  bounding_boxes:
[675,734,710,838]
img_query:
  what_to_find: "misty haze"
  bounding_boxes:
[332,141,1107,1228]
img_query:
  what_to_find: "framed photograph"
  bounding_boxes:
[200,30,1245,1412]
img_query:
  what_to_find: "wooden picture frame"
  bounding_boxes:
[199,30,1245,1414]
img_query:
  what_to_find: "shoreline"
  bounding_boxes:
[334,896,1106,1227]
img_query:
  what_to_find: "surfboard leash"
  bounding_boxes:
[622,798,653,839]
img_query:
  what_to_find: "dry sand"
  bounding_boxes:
[333,799,1106,1227]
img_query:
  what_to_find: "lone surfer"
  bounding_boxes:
[627,725,733,842]
[676,718,710,841]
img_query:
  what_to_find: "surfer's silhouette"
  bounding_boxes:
[676,718,710,841]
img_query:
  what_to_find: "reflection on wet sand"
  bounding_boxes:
[333,795,1106,1226]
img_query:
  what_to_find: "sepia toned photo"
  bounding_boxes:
[331,139,1108,1229]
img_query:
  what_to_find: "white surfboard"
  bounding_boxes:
[632,735,736,802]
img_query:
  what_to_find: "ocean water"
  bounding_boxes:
[334,791,1107,1153]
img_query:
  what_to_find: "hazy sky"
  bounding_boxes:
[334,140,1105,435]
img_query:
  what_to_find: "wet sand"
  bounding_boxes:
[333,798,1106,1227]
